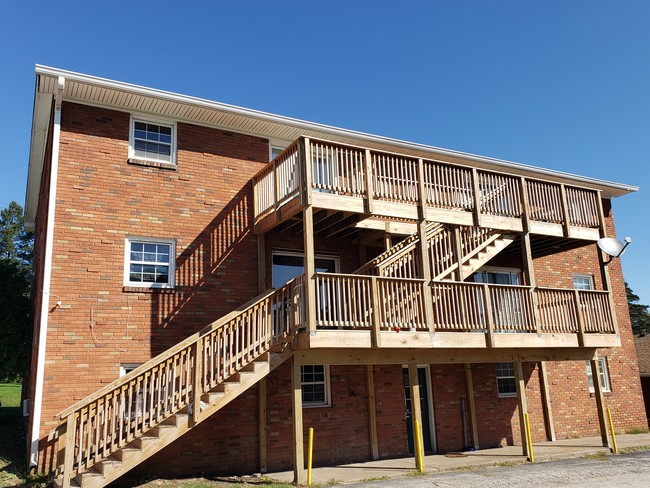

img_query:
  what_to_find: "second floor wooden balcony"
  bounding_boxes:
[285,273,619,350]
[252,137,605,240]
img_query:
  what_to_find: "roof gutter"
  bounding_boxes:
[29,75,64,468]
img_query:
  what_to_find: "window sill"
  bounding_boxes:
[127,158,177,170]
[123,286,176,294]
[302,403,332,409]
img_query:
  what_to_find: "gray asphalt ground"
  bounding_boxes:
[343,450,650,488]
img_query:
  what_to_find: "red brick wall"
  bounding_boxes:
[30,100,647,476]
[34,102,270,469]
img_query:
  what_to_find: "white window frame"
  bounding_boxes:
[496,362,517,398]
[124,236,176,288]
[129,115,177,165]
[573,274,594,291]
[269,142,287,162]
[586,357,611,393]
[301,365,331,408]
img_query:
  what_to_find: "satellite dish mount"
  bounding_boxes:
[597,236,631,265]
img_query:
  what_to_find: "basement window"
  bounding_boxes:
[124,237,175,288]
[496,362,517,398]
[301,365,331,407]
[129,116,177,166]
[586,357,611,393]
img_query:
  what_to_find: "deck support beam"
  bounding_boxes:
[590,358,611,448]
[367,365,379,460]
[538,361,556,441]
[292,357,306,484]
[259,378,267,473]
[464,364,480,449]
[514,361,529,457]
[303,205,317,335]
[408,364,424,467]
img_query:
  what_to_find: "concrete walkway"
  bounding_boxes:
[269,433,650,485]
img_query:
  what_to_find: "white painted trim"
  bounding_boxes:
[124,236,176,288]
[587,357,612,393]
[128,115,177,165]
[29,77,64,467]
[300,364,332,408]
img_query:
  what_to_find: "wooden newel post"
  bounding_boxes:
[482,284,495,347]
[62,413,75,488]
[192,339,203,423]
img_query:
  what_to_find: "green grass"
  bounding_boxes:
[625,427,650,434]
[0,383,30,488]
[0,384,21,407]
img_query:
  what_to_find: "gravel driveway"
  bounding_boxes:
[343,450,650,488]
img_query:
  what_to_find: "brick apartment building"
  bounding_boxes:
[23,66,647,487]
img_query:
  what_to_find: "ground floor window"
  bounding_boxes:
[586,357,611,393]
[301,365,331,407]
[496,362,517,398]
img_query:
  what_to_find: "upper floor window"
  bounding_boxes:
[269,144,285,161]
[573,274,594,290]
[129,117,176,165]
[124,237,175,288]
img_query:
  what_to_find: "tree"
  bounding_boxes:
[0,202,33,382]
[626,282,650,336]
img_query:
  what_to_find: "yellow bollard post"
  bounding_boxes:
[414,420,424,473]
[606,408,619,454]
[524,413,535,462]
[307,427,314,485]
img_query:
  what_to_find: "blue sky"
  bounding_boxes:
[2,1,649,304]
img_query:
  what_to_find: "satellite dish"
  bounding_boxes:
[597,236,631,263]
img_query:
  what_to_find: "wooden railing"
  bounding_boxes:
[312,274,615,337]
[253,141,300,218]
[355,223,501,282]
[54,280,300,486]
[252,137,604,236]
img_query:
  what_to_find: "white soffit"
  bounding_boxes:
[27,65,638,224]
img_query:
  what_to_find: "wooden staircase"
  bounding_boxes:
[52,281,302,488]
[356,223,515,281]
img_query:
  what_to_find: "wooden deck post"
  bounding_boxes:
[514,361,529,457]
[482,284,495,347]
[520,232,541,334]
[259,378,268,473]
[464,364,480,449]
[471,168,482,227]
[519,177,530,232]
[559,184,571,237]
[370,276,382,348]
[417,220,435,332]
[367,365,379,460]
[364,149,375,214]
[292,357,306,484]
[538,361,556,441]
[303,205,317,335]
[61,413,75,488]
[300,137,313,206]
[453,226,464,281]
[590,358,611,448]
[192,339,203,424]
[408,364,424,467]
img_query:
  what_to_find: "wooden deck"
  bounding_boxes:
[252,137,604,240]
[292,273,619,350]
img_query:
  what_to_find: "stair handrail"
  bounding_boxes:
[52,277,302,486]
[57,285,283,419]
[353,222,444,275]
